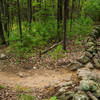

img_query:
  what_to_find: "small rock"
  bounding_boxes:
[59,87,66,93]
[87,46,95,53]
[93,58,100,68]
[0,53,7,60]
[85,62,94,69]
[93,89,100,97]
[18,73,24,78]
[59,81,73,87]
[77,68,92,79]
[80,80,97,92]
[33,67,36,69]
[73,91,89,100]
[77,55,89,64]
[70,62,84,71]
[88,72,100,82]
[85,42,95,48]
[85,51,93,58]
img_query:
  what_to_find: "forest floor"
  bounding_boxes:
[0,39,84,99]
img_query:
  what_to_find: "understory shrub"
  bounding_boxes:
[82,0,100,21]
[67,16,93,39]
[6,15,93,57]
[17,94,58,100]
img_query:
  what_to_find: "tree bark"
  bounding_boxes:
[0,13,6,44]
[17,0,22,42]
[63,0,69,50]
[57,0,63,41]
[70,0,74,32]
[27,0,32,24]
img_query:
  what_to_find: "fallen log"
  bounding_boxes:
[39,41,63,57]
[87,91,98,100]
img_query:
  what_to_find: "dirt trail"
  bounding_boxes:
[0,69,74,90]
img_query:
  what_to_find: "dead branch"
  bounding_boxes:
[39,41,63,57]
[87,91,98,100]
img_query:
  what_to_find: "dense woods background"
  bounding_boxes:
[0,0,100,57]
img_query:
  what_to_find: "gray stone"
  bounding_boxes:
[85,51,93,58]
[58,87,66,93]
[73,91,89,100]
[87,46,95,53]
[70,62,84,71]
[0,53,7,60]
[59,81,73,87]
[93,89,100,97]
[85,42,95,48]
[93,58,100,68]
[18,72,24,78]
[77,55,89,64]
[77,68,92,80]
[85,62,94,69]
[58,91,74,100]
[96,42,100,46]
[80,80,97,92]
[87,37,95,42]
[88,72,100,83]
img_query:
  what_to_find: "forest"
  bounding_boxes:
[0,0,100,100]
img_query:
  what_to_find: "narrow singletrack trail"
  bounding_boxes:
[0,69,75,90]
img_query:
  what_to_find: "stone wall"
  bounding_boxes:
[70,25,100,71]
[54,26,100,100]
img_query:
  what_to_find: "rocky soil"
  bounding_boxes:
[0,26,100,100]
[53,26,100,100]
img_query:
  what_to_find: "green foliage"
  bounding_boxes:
[8,19,57,57]
[68,16,93,38]
[0,84,6,89]
[17,94,36,100]
[50,96,58,100]
[82,0,100,20]
[17,94,58,100]
[51,45,65,59]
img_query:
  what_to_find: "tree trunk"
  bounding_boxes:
[63,0,69,50]
[27,0,32,24]
[70,0,74,32]
[3,0,9,43]
[0,13,6,45]
[17,0,22,42]
[57,0,62,41]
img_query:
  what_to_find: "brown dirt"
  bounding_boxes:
[0,69,75,90]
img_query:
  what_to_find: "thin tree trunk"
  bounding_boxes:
[57,0,62,41]
[28,0,32,24]
[70,0,74,32]
[4,0,9,44]
[17,0,22,42]
[63,0,69,50]
[0,13,6,44]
